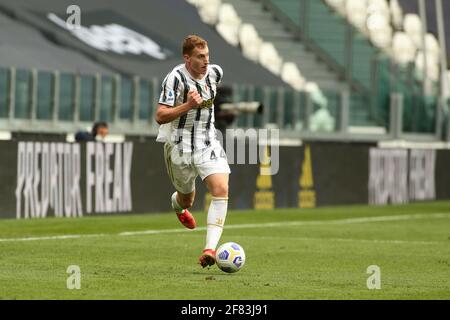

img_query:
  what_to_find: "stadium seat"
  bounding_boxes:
[367,11,392,48]
[370,25,392,49]
[258,42,283,75]
[216,3,241,46]
[324,0,346,16]
[415,51,440,82]
[367,0,389,16]
[403,13,422,49]
[424,33,440,62]
[366,0,392,49]
[238,23,263,62]
[186,0,209,8]
[345,0,368,34]
[280,62,306,90]
[389,0,403,30]
[309,107,335,132]
[392,31,416,64]
[305,82,328,108]
[199,0,222,25]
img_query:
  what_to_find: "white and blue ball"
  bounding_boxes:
[215,242,246,273]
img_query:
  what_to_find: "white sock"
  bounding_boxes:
[205,197,228,250]
[171,192,184,214]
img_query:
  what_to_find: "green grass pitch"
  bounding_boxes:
[0,201,449,299]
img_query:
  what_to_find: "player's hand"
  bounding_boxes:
[187,89,203,108]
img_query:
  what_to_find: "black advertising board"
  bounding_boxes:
[1,137,449,219]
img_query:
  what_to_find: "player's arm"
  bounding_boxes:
[155,90,203,125]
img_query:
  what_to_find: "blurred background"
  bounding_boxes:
[0,0,449,143]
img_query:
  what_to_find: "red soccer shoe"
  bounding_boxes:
[176,209,196,229]
[199,249,216,268]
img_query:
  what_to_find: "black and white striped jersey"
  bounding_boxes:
[156,63,224,153]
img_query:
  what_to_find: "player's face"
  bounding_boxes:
[185,46,209,78]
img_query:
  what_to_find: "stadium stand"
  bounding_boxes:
[0,12,112,74]
[0,0,448,139]
[0,0,284,86]
[398,0,450,62]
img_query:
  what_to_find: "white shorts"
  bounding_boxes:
[163,141,231,194]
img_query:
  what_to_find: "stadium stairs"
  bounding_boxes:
[222,0,347,92]
[220,0,380,127]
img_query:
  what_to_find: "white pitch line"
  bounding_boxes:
[0,233,107,242]
[0,213,449,243]
[119,212,450,236]
[240,235,444,245]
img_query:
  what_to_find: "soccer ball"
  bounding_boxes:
[215,242,246,273]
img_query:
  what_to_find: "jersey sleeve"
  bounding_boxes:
[158,71,182,107]
[210,64,224,85]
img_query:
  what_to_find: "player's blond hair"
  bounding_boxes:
[182,35,208,56]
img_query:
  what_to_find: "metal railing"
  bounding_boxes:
[0,66,447,142]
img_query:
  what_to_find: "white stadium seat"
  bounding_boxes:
[280,62,306,90]
[239,23,263,62]
[198,0,222,25]
[365,0,392,49]
[305,82,328,108]
[325,0,346,16]
[424,33,440,62]
[258,42,283,75]
[186,0,209,8]
[415,51,440,82]
[367,11,389,31]
[366,10,391,49]
[290,77,306,91]
[392,31,416,64]
[367,0,389,16]
[390,0,403,30]
[403,13,422,48]
[304,82,334,131]
[217,4,241,26]
[216,3,241,46]
[310,107,335,132]
[370,25,392,48]
[345,0,368,33]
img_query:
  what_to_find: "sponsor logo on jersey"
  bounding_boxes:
[200,98,214,109]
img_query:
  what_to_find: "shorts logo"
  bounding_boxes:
[210,150,217,160]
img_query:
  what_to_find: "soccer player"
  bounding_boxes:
[155,35,230,268]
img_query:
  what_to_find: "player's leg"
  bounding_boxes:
[195,142,231,267]
[172,190,195,212]
[164,143,198,229]
[198,173,229,267]
[204,172,229,248]
[171,190,197,229]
